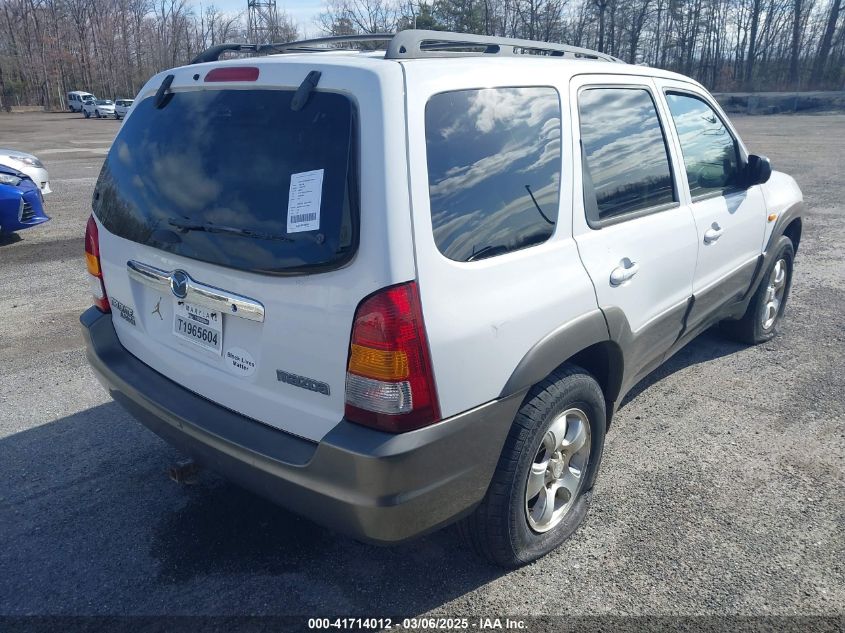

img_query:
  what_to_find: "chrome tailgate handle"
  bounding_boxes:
[126,260,265,323]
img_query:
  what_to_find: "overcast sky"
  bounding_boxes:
[208,0,325,37]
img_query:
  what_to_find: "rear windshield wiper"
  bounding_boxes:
[168,218,293,242]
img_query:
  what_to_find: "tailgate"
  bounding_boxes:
[92,59,414,442]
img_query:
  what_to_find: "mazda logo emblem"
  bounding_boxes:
[171,270,189,299]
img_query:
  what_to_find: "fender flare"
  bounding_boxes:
[766,200,803,252]
[499,309,619,403]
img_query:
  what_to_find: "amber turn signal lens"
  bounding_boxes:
[85,251,100,275]
[348,344,410,381]
[768,213,778,222]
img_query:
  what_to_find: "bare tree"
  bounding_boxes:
[1,0,843,109]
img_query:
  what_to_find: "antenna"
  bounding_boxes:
[247,0,279,44]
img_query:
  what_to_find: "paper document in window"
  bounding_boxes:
[287,169,324,233]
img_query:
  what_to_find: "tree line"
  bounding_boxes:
[1,0,842,110]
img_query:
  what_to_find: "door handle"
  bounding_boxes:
[610,258,639,286]
[704,223,724,244]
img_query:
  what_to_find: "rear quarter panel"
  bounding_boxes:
[402,59,601,419]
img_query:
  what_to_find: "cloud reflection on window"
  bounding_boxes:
[666,93,741,198]
[579,88,676,222]
[425,87,561,262]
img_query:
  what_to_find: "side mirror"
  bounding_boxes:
[745,154,772,186]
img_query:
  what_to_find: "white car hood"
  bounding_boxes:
[0,149,51,194]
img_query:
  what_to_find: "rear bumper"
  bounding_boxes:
[80,307,522,543]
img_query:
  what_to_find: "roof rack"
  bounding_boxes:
[190,30,622,65]
[387,30,622,62]
[191,43,259,64]
[190,34,394,64]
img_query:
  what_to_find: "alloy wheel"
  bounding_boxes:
[762,258,787,330]
[524,408,591,533]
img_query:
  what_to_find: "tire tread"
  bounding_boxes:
[459,364,603,567]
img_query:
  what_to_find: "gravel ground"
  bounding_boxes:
[0,112,842,624]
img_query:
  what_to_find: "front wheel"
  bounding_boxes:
[459,365,606,568]
[721,235,794,344]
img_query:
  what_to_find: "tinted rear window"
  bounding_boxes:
[578,87,675,224]
[425,87,561,262]
[93,89,357,274]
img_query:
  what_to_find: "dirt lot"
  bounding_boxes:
[0,112,843,624]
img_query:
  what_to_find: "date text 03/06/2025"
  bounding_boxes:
[307,617,528,629]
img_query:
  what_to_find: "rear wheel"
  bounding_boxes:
[83,109,89,118]
[459,365,606,568]
[721,235,794,344]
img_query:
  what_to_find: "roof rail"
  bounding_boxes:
[190,43,259,64]
[190,34,393,64]
[386,30,622,62]
[264,33,394,54]
[189,30,622,64]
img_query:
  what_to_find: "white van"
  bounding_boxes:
[80,30,803,567]
[67,91,94,113]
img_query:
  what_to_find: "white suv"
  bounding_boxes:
[114,99,134,119]
[80,30,803,567]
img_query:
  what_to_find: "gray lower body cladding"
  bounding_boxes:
[80,307,522,543]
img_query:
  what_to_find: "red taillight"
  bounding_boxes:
[204,67,260,82]
[85,215,109,313]
[345,282,440,433]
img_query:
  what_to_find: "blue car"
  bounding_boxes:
[0,164,50,235]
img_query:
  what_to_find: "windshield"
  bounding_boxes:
[93,88,358,275]
[97,100,112,105]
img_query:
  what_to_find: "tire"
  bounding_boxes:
[721,235,795,344]
[114,112,120,120]
[95,110,101,118]
[83,109,89,118]
[459,364,606,568]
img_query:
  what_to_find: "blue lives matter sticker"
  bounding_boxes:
[110,297,136,326]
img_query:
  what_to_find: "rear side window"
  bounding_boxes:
[425,87,561,262]
[665,92,742,199]
[93,89,357,275]
[578,87,676,224]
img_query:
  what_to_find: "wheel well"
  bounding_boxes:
[783,218,802,252]
[568,341,624,427]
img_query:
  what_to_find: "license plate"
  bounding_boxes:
[172,300,222,354]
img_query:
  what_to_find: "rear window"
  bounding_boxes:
[93,89,357,275]
[425,87,561,262]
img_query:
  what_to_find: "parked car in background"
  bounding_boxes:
[0,149,51,194]
[0,165,49,235]
[114,99,134,120]
[67,91,94,112]
[83,99,115,119]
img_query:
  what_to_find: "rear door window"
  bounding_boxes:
[578,87,676,225]
[425,87,561,262]
[93,89,358,275]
